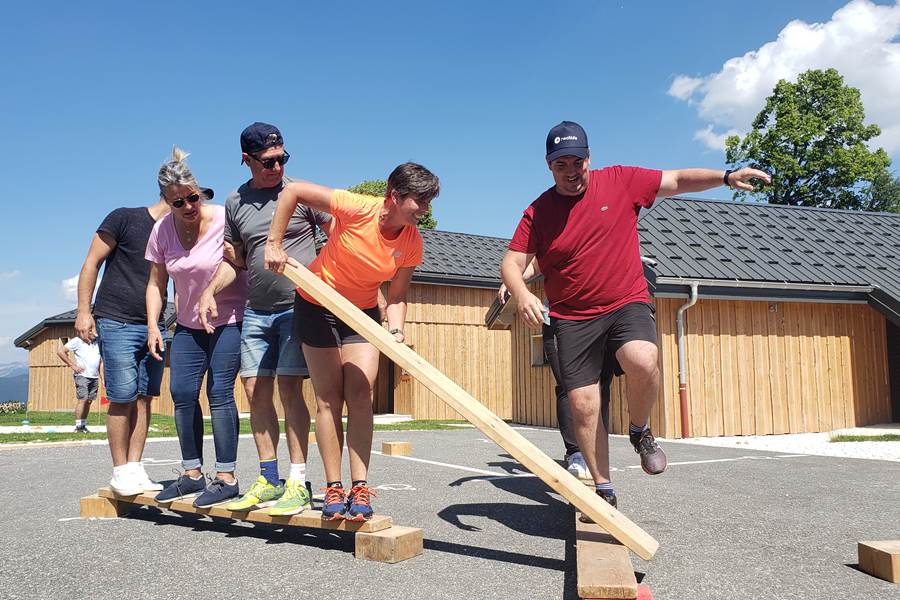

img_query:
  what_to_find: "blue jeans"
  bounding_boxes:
[169,323,241,472]
[96,318,165,403]
[239,306,308,378]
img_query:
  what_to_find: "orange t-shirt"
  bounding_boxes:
[299,189,423,308]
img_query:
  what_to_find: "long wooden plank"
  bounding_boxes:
[576,514,639,599]
[282,263,658,560]
[97,487,392,532]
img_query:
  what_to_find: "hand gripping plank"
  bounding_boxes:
[282,263,659,560]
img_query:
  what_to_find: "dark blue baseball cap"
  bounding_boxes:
[545,121,589,162]
[240,122,284,162]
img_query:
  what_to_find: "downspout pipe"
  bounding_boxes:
[676,282,699,438]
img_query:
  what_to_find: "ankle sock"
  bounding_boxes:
[629,422,649,437]
[351,479,367,489]
[75,419,86,428]
[289,463,306,484]
[260,459,279,485]
[595,482,615,495]
[327,481,343,489]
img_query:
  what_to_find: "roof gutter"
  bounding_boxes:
[655,277,874,294]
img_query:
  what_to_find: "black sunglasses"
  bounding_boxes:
[249,150,290,170]
[170,193,201,209]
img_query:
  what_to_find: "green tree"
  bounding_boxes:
[347,179,438,228]
[864,170,900,214]
[725,68,892,211]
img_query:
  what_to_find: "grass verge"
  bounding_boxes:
[829,433,900,443]
[0,412,467,444]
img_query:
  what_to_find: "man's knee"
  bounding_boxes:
[618,343,659,378]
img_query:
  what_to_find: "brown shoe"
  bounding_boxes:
[630,428,667,475]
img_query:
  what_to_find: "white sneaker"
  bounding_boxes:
[109,467,145,496]
[566,452,591,481]
[133,463,164,492]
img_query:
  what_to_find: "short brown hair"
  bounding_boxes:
[387,162,440,201]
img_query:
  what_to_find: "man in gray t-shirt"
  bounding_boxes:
[199,122,329,515]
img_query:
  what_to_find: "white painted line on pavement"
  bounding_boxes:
[371,450,519,477]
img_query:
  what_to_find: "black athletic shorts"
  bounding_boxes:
[293,294,381,348]
[551,301,657,392]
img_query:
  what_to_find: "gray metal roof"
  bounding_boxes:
[415,229,507,288]
[638,197,900,323]
[14,304,178,348]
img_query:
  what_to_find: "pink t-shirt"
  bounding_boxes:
[146,204,247,329]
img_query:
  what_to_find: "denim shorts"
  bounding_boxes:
[96,318,165,403]
[239,306,308,378]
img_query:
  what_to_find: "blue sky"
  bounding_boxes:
[2,0,899,363]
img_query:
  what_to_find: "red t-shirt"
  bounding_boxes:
[509,166,662,320]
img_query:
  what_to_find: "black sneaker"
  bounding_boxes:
[630,428,667,475]
[193,476,240,508]
[579,489,618,523]
[156,473,206,504]
[74,425,89,433]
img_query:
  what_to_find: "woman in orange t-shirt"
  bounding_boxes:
[265,162,439,521]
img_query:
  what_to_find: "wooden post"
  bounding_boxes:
[281,263,659,560]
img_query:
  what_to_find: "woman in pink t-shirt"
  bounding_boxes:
[144,147,247,509]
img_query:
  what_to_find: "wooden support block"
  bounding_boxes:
[80,494,128,518]
[858,541,900,584]
[576,513,639,600]
[355,525,424,563]
[282,263,658,560]
[382,441,412,456]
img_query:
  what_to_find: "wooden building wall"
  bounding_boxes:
[393,284,512,420]
[510,288,893,438]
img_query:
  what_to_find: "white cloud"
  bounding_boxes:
[0,271,21,280]
[669,0,900,152]
[61,276,80,303]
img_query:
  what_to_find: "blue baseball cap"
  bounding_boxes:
[240,122,284,163]
[546,121,589,162]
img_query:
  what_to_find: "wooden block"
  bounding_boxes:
[582,585,654,600]
[355,525,424,563]
[282,262,658,560]
[858,540,900,584]
[576,513,638,600]
[382,441,412,456]
[80,494,128,518]
[97,487,161,507]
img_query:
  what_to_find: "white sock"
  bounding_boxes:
[289,463,306,484]
[75,419,85,427]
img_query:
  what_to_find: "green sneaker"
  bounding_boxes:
[269,478,312,516]
[224,476,284,511]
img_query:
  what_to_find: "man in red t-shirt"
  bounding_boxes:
[501,121,769,507]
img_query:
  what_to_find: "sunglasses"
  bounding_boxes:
[249,150,290,170]
[170,193,201,209]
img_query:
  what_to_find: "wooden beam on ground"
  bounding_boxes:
[575,513,639,599]
[858,540,900,584]
[90,488,420,562]
[282,263,659,560]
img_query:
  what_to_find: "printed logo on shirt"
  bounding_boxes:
[392,250,402,257]
[601,206,608,212]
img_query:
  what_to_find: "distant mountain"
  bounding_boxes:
[0,362,28,404]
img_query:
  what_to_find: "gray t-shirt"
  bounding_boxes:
[225,176,331,311]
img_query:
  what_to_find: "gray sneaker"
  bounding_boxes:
[630,428,667,475]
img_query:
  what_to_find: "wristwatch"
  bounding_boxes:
[389,328,404,338]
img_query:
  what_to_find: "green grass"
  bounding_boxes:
[0,411,467,444]
[829,433,900,443]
